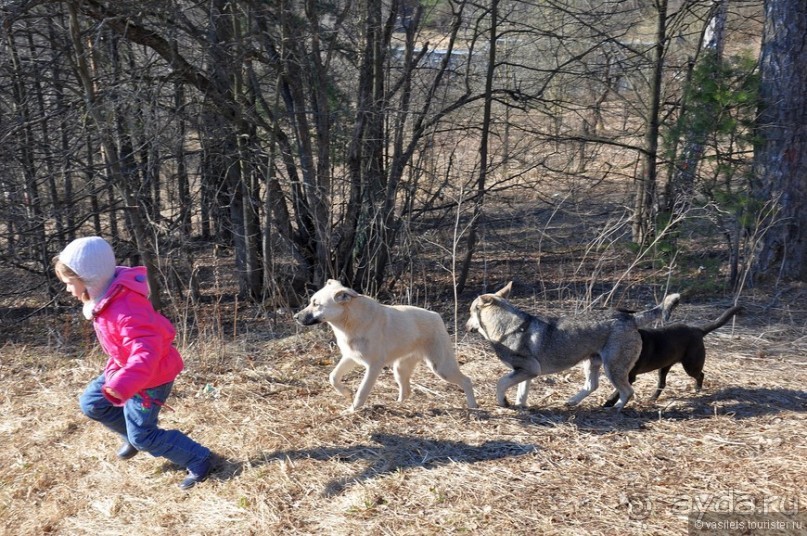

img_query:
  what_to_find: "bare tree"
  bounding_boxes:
[666,0,729,217]
[456,0,498,294]
[67,3,163,308]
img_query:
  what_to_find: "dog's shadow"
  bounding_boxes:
[227,432,536,496]
[513,386,807,432]
[207,388,804,488]
[655,386,806,419]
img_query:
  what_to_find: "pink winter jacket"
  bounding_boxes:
[91,266,184,406]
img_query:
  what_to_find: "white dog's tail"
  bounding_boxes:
[633,293,681,326]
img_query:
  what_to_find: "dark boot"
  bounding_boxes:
[117,441,139,460]
[179,456,212,490]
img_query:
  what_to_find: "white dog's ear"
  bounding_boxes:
[326,279,341,286]
[334,288,358,303]
[495,281,513,298]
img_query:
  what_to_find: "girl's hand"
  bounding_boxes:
[103,386,122,401]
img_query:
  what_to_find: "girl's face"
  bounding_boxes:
[57,272,88,302]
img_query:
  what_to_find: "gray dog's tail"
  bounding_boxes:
[700,304,742,335]
[633,293,681,326]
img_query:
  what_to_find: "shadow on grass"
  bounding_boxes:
[655,386,807,419]
[207,387,804,490]
[508,386,807,433]
[222,432,536,496]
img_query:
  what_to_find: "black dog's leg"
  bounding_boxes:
[682,366,705,392]
[681,350,706,392]
[693,372,705,391]
[650,365,672,401]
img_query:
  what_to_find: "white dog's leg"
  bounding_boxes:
[566,358,601,406]
[351,364,384,410]
[515,379,531,407]
[426,354,478,409]
[330,355,358,401]
[393,356,418,403]
[460,375,478,409]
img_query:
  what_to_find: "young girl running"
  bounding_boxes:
[54,236,212,490]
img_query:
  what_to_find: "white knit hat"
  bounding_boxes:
[58,236,117,300]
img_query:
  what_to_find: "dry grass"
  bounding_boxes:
[2,189,805,535]
[1,292,806,535]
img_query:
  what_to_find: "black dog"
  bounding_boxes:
[603,305,742,406]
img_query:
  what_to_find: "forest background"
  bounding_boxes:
[1,0,806,310]
[1,1,806,535]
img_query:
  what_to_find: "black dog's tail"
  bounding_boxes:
[633,293,681,326]
[700,305,743,335]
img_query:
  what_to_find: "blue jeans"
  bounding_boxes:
[79,373,210,471]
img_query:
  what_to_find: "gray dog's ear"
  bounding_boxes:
[479,295,496,307]
[495,281,513,298]
[334,288,358,303]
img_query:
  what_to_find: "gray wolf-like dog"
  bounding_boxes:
[465,281,680,411]
[603,304,742,407]
[294,279,477,411]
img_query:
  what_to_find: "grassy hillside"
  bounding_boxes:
[1,202,806,535]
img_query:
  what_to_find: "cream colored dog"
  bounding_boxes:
[294,279,477,411]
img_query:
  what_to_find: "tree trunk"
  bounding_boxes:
[667,0,727,216]
[752,0,807,282]
[632,0,668,245]
[457,0,498,294]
